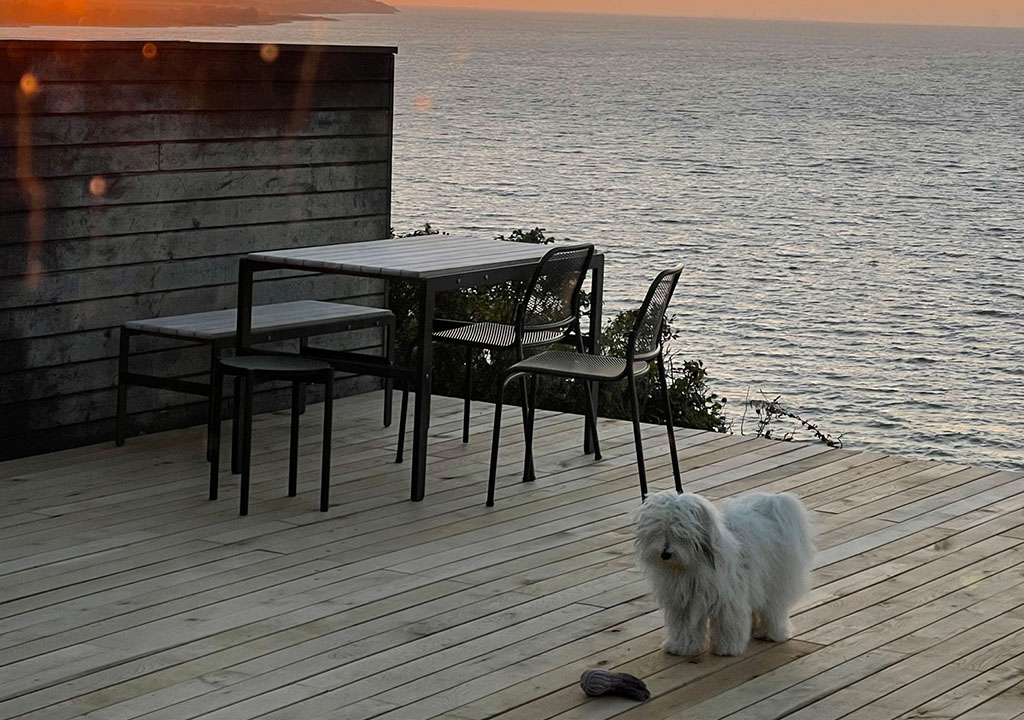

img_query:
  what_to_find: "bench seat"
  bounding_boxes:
[123,300,394,342]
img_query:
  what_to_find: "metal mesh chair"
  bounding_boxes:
[486,265,685,506]
[429,243,596,452]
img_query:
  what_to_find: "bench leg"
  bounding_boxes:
[115,329,131,446]
[321,371,334,512]
[209,364,224,501]
[239,372,254,516]
[206,344,219,462]
[289,381,301,497]
[298,338,309,416]
[395,377,409,464]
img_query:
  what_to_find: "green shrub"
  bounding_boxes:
[387,225,728,434]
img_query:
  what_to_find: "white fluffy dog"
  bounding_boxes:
[634,490,815,657]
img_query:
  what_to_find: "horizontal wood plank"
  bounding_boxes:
[0,187,388,257]
[0,161,389,214]
[0,217,390,288]
[1,80,392,116]
[0,44,393,84]
[0,109,391,151]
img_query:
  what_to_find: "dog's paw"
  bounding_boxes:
[662,638,704,657]
[759,618,793,643]
[712,641,748,657]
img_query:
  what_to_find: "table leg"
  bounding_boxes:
[235,258,256,354]
[234,258,257,474]
[585,262,604,454]
[410,282,436,501]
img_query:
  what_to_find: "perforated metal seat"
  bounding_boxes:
[432,322,565,349]
[486,265,685,506]
[506,350,651,382]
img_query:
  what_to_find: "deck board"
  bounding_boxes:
[0,391,1021,720]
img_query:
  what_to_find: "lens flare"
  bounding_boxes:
[413,94,434,113]
[260,44,280,63]
[142,43,158,60]
[89,176,107,197]
[19,73,39,96]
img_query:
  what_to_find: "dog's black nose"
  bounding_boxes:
[661,551,672,560]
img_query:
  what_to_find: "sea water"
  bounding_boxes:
[9,9,1024,470]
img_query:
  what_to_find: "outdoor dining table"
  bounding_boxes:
[235,235,605,502]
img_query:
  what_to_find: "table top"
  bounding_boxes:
[248,235,602,280]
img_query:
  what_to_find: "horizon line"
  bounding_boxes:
[391,3,1024,31]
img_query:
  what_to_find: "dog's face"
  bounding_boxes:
[634,491,717,574]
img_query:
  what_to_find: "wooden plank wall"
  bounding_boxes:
[0,40,396,460]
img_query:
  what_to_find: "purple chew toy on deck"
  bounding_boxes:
[579,669,650,702]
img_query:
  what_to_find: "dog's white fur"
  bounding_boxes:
[634,490,815,657]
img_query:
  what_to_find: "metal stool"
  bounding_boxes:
[209,354,334,516]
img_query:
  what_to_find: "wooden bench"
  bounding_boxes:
[116,300,398,457]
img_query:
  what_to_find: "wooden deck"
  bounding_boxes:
[1,392,1023,720]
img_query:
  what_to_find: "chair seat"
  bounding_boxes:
[433,321,564,349]
[219,355,332,376]
[508,350,650,381]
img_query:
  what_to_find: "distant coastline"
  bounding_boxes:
[0,0,397,28]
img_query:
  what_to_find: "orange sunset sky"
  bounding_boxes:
[392,0,1024,28]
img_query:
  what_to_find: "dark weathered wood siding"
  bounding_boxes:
[0,40,396,460]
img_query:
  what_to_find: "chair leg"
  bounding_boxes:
[462,346,473,443]
[239,373,254,516]
[522,373,538,482]
[115,329,130,447]
[289,381,301,497]
[209,364,224,501]
[516,348,531,432]
[582,380,602,461]
[627,373,648,501]
[320,371,334,512]
[657,354,682,493]
[517,373,534,479]
[487,377,510,507]
[395,377,409,463]
[573,332,598,457]
[297,339,310,416]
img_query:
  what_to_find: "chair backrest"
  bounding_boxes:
[515,243,595,340]
[628,264,684,363]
